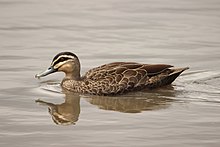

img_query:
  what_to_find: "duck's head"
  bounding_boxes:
[35,52,81,80]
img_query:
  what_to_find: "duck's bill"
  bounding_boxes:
[35,66,57,79]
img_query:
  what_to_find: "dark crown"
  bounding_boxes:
[51,52,78,66]
[52,52,78,62]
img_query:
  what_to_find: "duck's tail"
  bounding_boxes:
[161,67,189,86]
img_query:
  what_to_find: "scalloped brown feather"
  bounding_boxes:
[62,62,188,95]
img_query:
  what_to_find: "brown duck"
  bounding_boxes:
[36,52,189,95]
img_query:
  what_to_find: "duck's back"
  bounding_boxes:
[80,62,178,95]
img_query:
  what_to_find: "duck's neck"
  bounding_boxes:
[65,71,81,81]
[60,60,82,81]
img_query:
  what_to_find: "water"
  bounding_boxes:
[0,0,220,146]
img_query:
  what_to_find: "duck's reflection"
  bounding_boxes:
[85,87,174,113]
[36,92,80,125]
[85,95,171,113]
[36,86,175,125]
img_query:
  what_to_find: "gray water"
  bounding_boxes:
[1,0,220,146]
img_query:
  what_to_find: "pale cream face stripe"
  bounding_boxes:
[51,55,75,65]
[51,55,75,69]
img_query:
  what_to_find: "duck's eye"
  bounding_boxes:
[59,57,65,62]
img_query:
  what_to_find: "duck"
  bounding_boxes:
[35,52,189,95]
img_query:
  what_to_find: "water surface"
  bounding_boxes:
[0,0,220,146]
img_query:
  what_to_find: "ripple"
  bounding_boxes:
[175,70,220,104]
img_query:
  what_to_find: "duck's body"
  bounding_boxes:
[36,52,189,95]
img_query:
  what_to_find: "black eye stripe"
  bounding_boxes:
[53,57,71,66]
[59,57,65,62]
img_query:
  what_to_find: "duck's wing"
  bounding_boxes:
[84,62,138,79]
[139,64,173,76]
[84,62,173,80]
[83,62,175,95]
